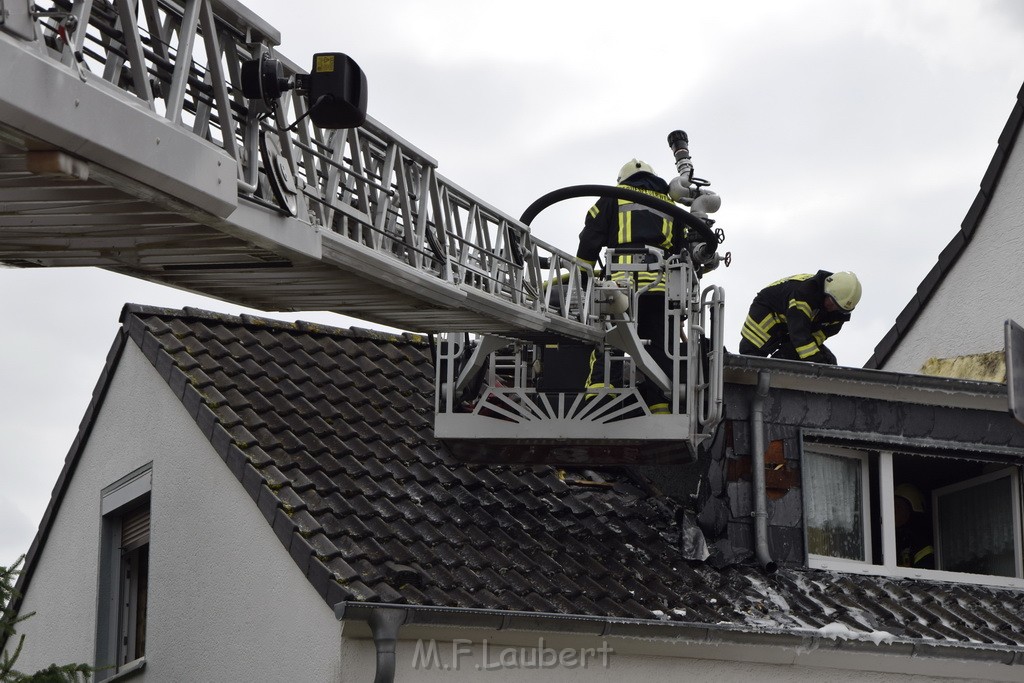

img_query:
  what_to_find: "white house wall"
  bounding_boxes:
[11,341,342,680]
[882,127,1024,372]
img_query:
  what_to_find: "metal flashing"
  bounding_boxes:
[800,427,1024,461]
[723,354,1007,412]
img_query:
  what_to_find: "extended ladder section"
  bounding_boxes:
[0,1,728,464]
[435,250,726,465]
[0,0,598,343]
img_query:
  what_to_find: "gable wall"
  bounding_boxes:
[881,127,1024,372]
[11,341,341,679]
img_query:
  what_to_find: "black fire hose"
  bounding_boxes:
[518,184,720,247]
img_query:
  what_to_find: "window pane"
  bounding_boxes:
[937,475,1016,577]
[805,451,865,561]
[118,542,149,665]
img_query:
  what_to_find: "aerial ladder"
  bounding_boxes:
[0,0,728,465]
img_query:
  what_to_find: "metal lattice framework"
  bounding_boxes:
[0,0,598,341]
[0,0,729,462]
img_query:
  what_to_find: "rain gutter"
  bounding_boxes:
[723,353,1006,412]
[334,602,1024,679]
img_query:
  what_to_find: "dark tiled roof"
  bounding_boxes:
[114,304,1024,653]
[7,304,1024,661]
[865,80,1024,369]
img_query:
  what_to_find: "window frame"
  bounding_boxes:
[932,466,1023,578]
[802,444,873,569]
[800,438,1024,589]
[95,463,152,680]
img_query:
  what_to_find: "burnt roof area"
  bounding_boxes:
[9,304,1024,665]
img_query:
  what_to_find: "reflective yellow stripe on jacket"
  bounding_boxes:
[788,297,814,319]
[795,341,819,359]
[612,188,674,292]
[742,312,783,349]
[615,196,673,250]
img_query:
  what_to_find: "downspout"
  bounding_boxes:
[750,371,778,572]
[368,607,405,683]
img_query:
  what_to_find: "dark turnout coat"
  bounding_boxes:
[739,270,850,363]
[575,172,683,293]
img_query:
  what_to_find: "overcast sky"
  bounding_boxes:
[3,0,1024,567]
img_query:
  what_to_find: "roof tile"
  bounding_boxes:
[117,305,1024,645]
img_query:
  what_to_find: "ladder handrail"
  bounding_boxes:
[434,252,726,457]
[2,0,601,337]
[4,3,722,346]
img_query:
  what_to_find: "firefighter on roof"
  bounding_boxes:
[739,270,861,364]
[577,159,686,413]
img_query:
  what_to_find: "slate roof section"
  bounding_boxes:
[865,79,1024,369]
[112,304,1024,656]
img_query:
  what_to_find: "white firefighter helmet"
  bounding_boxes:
[824,271,862,311]
[617,159,655,183]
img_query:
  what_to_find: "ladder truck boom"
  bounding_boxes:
[0,0,597,341]
[0,0,729,465]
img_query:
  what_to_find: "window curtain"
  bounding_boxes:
[937,476,1016,576]
[805,451,864,561]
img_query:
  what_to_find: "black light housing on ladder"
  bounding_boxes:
[241,51,367,130]
[307,53,367,129]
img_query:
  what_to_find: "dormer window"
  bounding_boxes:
[801,441,1024,588]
